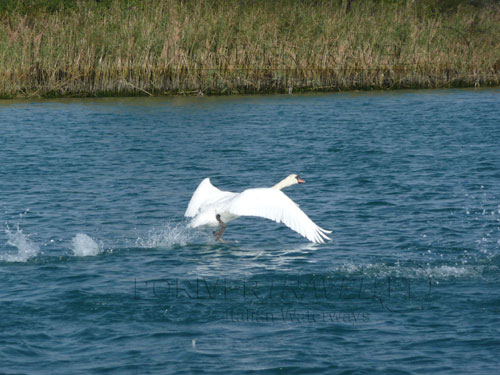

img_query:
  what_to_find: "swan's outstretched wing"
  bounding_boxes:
[226,188,331,244]
[185,178,234,217]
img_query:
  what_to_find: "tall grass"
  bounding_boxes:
[0,0,499,98]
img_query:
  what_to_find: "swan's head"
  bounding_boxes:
[289,174,305,184]
[273,174,305,190]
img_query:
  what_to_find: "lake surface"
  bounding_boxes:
[1,89,500,374]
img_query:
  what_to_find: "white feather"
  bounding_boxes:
[184,177,332,244]
[184,178,235,218]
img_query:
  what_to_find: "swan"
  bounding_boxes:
[184,174,331,243]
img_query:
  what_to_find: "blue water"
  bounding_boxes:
[1,89,500,374]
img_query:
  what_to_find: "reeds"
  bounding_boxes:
[0,0,499,98]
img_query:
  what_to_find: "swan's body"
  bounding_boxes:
[184,174,331,243]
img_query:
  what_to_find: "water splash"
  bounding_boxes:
[337,261,486,280]
[71,233,102,256]
[135,222,204,248]
[1,225,40,262]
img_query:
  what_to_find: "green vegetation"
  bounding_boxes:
[0,0,499,98]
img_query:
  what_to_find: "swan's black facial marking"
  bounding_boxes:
[296,175,306,183]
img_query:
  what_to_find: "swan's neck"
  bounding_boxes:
[272,178,294,190]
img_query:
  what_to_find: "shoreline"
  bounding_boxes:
[1,77,499,100]
[1,87,498,104]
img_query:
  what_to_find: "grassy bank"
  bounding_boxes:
[1,0,499,98]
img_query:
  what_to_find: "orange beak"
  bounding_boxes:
[297,177,305,183]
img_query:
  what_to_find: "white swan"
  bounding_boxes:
[184,174,331,243]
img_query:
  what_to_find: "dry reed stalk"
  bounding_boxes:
[0,0,499,98]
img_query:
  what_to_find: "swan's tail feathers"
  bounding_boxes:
[187,212,213,228]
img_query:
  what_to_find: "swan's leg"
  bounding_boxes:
[213,214,226,242]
